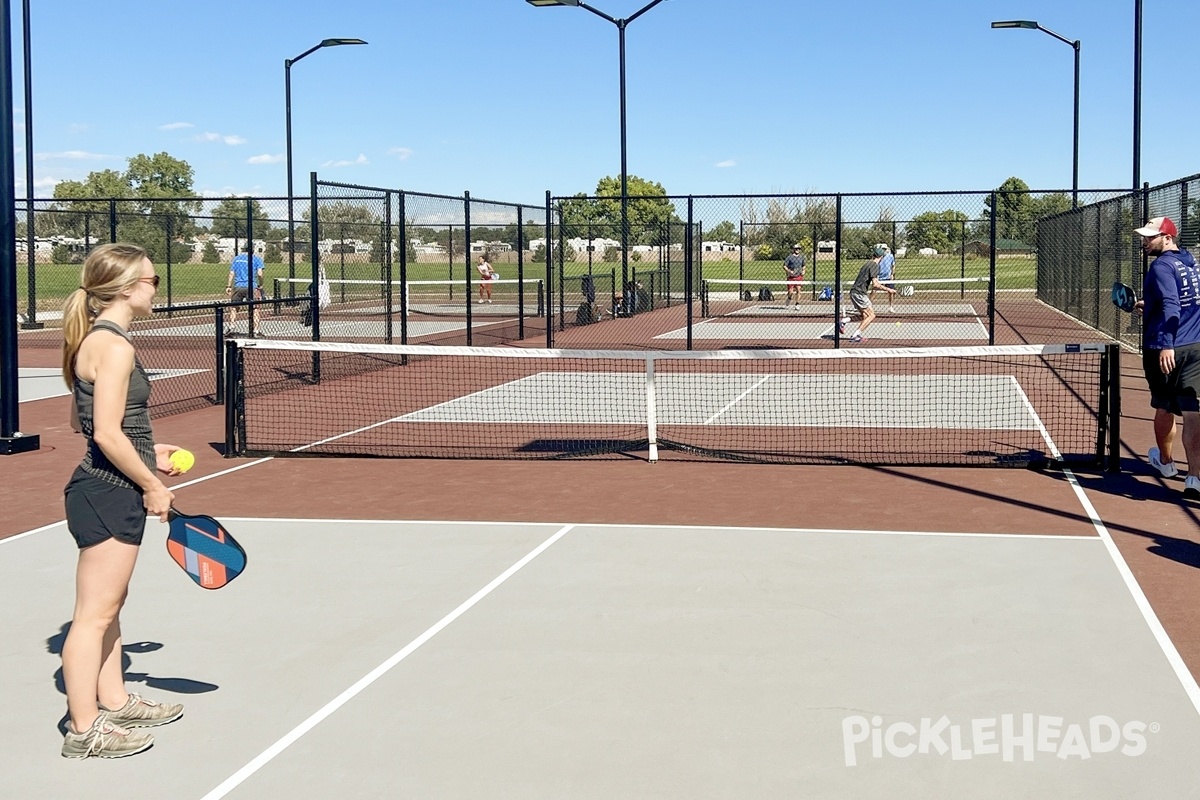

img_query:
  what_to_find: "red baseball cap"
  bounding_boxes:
[1134,216,1178,238]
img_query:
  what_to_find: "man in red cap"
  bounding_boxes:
[1133,216,1200,499]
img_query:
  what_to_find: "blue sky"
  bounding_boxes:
[15,0,1199,203]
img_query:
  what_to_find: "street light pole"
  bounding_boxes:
[284,38,366,299]
[1133,0,1142,194]
[526,0,669,296]
[991,20,1081,208]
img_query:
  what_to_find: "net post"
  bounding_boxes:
[223,339,239,456]
[1107,342,1122,472]
[700,278,708,318]
[272,278,280,316]
[646,355,658,463]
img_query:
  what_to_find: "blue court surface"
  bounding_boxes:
[4,516,1200,798]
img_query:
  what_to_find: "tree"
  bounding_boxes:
[49,153,200,255]
[202,241,221,263]
[984,177,1035,243]
[561,175,681,246]
[906,210,968,252]
[210,197,270,239]
[705,220,737,243]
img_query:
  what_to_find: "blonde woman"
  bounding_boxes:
[59,244,186,758]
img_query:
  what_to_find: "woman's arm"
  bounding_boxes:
[90,338,174,519]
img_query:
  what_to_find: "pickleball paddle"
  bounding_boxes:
[165,508,246,589]
[1111,282,1138,313]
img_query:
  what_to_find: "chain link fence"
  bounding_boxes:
[1037,172,1200,351]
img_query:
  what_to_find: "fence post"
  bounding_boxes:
[21,198,41,329]
[545,191,553,347]
[686,196,694,351]
[108,198,117,243]
[385,190,394,345]
[517,205,525,340]
[215,308,225,403]
[246,199,256,338]
[834,194,843,348]
[464,191,472,346]
[165,215,174,313]
[988,192,997,346]
[310,172,321,382]
[399,191,409,345]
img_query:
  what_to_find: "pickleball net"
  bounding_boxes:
[701,276,992,319]
[224,340,1120,468]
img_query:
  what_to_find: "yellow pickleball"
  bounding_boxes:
[169,449,195,473]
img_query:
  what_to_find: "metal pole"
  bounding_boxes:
[1133,0,1142,193]
[1072,40,1080,208]
[20,0,38,329]
[0,0,39,454]
[618,19,629,294]
[285,59,295,301]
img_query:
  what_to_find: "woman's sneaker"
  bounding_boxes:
[1148,447,1178,478]
[100,693,184,728]
[1185,475,1200,500]
[61,713,153,759]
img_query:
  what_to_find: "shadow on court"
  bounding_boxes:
[45,622,219,734]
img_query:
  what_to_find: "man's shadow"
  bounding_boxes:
[47,622,219,734]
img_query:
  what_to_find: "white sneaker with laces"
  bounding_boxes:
[1148,447,1178,478]
[1185,475,1200,499]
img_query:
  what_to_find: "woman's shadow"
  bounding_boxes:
[47,622,219,734]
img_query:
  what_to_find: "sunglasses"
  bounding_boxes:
[138,275,161,288]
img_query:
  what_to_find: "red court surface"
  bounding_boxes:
[6,338,1200,796]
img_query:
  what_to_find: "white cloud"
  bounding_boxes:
[388,147,413,161]
[247,153,284,164]
[715,159,737,168]
[159,121,194,130]
[322,153,369,168]
[195,132,246,145]
[69,123,91,134]
[35,150,114,161]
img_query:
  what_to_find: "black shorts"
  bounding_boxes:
[64,468,146,549]
[1143,343,1200,415]
[230,287,250,303]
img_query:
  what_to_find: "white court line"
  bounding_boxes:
[703,375,771,425]
[208,517,1099,541]
[1010,378,1200,718]
[200,522,576,800]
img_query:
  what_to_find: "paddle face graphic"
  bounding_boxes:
[166,509,247,589]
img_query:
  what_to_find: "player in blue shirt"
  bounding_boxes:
[1133,217,1200,498]
[224,245,264,331]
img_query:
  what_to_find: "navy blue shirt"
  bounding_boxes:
[1142,248,1200,350]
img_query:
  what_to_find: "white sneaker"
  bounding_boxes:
[840,316,851,325]
[849,332,863,342]
[1148,447,1178,478]
[1185,475,1200,499]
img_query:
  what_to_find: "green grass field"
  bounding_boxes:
[15,253,1035,317]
